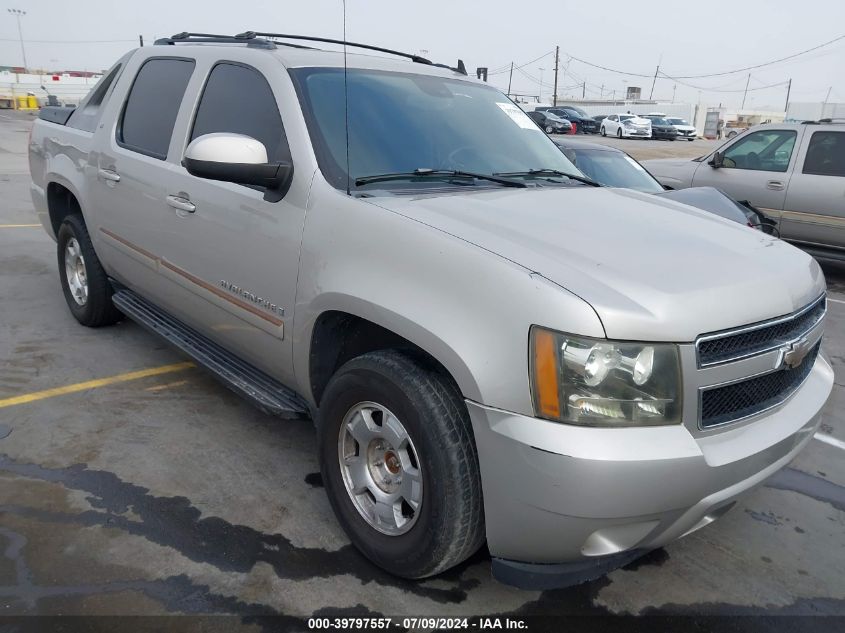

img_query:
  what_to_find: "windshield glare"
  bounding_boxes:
[291,68,581,190]
[650,118,670,125]
[668,118,688,125]
[568,149,664,193]
[620,115,636,121]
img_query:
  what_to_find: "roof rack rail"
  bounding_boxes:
[801,117,845,125]
[154,32,278,49]
[237,31,468,75]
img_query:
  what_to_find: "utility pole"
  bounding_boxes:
[507,62,513,97]
[741,74,750,110]
[784,78,791,113]
[672,84,676,103]
[600,83,604,98]
[582,82,586,99]
[649,57,661,100]
[552,46,559,107]
[139,35,144,47]
[7,9,28,71]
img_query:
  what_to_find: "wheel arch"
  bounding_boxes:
[46,174,86,238]
[301,299,480,410]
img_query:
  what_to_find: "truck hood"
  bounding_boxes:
[365,186,825,341]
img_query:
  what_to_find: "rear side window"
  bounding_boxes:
[803,131,845,177]
[190,62,290,162]
[67,64,123,133]
[119,58,195,159]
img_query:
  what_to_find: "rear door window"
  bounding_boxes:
[67,63,123,133]
[802,131,845,177]
[118,58,195,159]
[190,62,290,163]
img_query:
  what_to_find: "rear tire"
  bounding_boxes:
[545,125,554,134]
[600,126,606,137]
[317,350,485,578]
[57,214,122,327]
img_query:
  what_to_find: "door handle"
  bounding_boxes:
[766,180,785,191]
[166,195,196,213]
[98,168,120,183]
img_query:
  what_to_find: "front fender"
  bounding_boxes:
[292,185,605,416]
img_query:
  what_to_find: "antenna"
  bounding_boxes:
[343,0,351,196]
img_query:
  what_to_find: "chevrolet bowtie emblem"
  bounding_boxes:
[776,336,813,370]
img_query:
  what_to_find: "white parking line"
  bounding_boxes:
[828,297,845,305]
[814,433,845,451]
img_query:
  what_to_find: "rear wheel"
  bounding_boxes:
[545,125,554,134]
[57,214,122,327]
[600,126,606,137]
[318,350,485,578]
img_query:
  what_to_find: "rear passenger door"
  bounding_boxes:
[156,59,307,384]
[780,130,845,253]
[90,56,196,302]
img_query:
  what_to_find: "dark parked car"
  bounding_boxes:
[527,110,572,134]
[642,115,679,140]
[593,114,609,128]
[537,105,597,134]
[554,138,775,231]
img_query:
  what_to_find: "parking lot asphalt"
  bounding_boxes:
[1,110,843,627]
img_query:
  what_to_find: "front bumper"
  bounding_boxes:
[622,128,651,137]
[467,354,832,585]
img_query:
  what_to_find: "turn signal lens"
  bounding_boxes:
[532,328,561,418]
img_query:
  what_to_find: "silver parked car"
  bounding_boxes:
[28,32,832,588]
[643,121,845,261]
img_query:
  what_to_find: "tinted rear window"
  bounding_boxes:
[803,131,845,177]
[119,58,195,159]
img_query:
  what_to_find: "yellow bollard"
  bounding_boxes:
[16,95,28,109]
[27,95,38,109]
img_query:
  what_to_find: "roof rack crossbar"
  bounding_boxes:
[238,31,468,75]
[154,32,277,49]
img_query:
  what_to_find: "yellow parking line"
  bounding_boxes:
[144,379,189,393]
[0,224,41,228]
[0,362,195,409]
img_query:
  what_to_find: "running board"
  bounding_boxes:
[112,289,310,419]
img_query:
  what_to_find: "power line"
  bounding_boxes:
[488,50,554,76]
[560,33,844,79]
[661,72,790,93]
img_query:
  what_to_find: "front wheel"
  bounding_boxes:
[600,126,606,137]
[57,214,122,327]
[617,127,623,138]
[545,125,554,134]
[318,350,485,579]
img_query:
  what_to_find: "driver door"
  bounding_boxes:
[691,128,803,213]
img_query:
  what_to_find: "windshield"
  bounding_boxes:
[620,115,636,121]
[290,68,581,191]
[649,118,670,125]
[667,118,688,125]
[566,148,663,193]
[545,112,566,122]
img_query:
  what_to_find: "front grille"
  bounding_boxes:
[700,342,820,428]
[697,296,825,366]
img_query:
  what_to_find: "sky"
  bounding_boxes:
[1,0,843,109]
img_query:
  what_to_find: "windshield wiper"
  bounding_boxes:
[355,168,526,188]
[495,169,601,187]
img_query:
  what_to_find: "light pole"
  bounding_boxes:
[538,68,545,102]
[8,8,28,71]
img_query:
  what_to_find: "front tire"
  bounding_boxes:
[57,214,122,327]
[545,125,554,134]
[318,350,485,578]
[600,126,606,137]
[617,127,623,138]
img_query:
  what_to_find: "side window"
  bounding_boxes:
[722,129,796,173]
[190,62,290,163]
[67,64,123,133]
[803,131,845,177]
[119,58,195,159]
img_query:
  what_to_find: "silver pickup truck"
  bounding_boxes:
[28,32,833,588]
[643,121,845,262]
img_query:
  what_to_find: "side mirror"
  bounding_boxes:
[183,133,293,190]
[709,151,724,169]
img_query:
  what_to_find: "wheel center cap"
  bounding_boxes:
[384,451,400,475]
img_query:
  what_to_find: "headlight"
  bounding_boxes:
[530,327,682,426]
